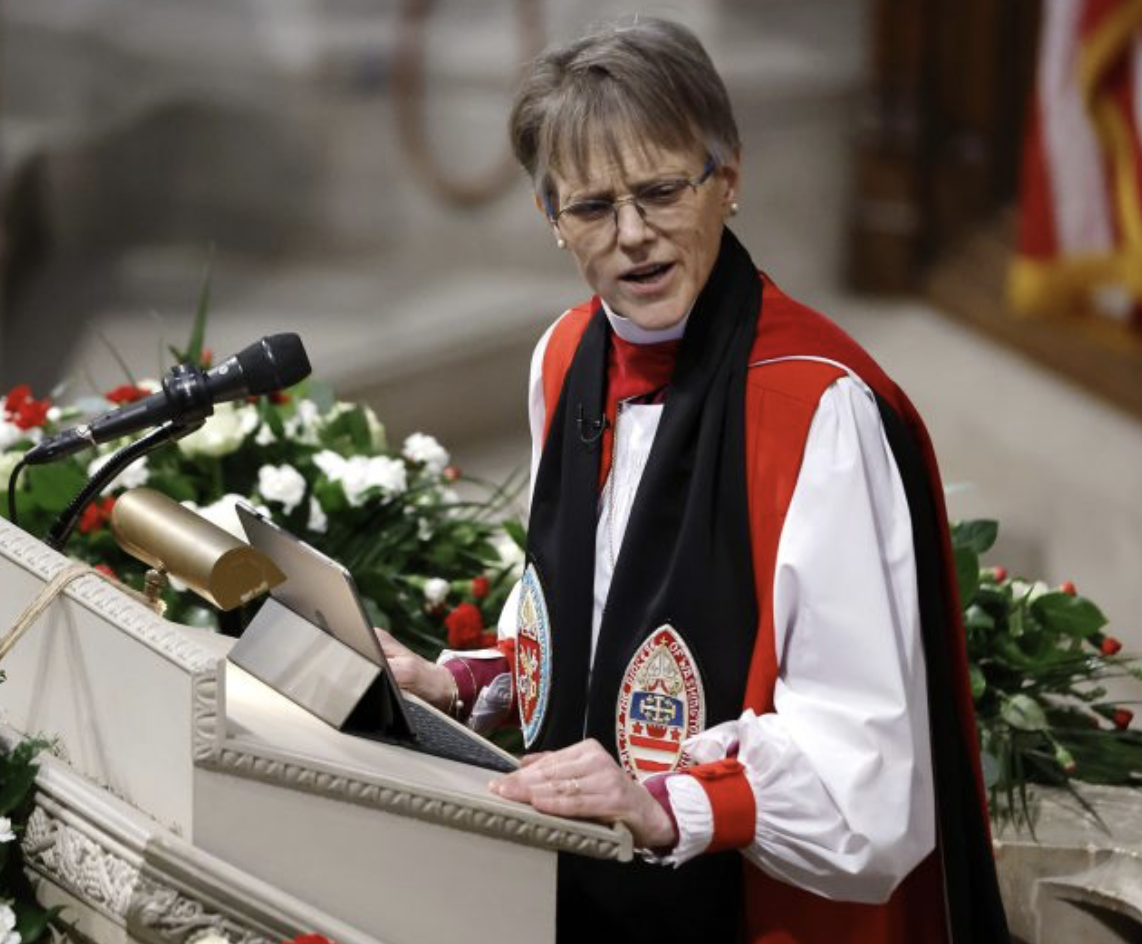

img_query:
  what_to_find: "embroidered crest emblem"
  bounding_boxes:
[515,563,552,748]
[616,624,705,781]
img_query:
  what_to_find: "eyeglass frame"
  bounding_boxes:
[544,156,719,237]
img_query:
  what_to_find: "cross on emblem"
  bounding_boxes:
[639,693,679,725]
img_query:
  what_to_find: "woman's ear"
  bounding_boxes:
[720,149,742,210]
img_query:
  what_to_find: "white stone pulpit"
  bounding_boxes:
[0,518,631,944]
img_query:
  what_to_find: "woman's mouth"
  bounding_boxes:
[620,261,675,289]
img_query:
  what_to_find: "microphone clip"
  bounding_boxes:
[576,403,609,448]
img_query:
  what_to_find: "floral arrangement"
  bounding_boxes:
[0,329,524,660]
[953,519,1142,828]
[0,711,57,944]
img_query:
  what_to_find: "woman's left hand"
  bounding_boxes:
[490,738,677,850]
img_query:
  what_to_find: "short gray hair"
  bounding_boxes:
[509,17,741,213]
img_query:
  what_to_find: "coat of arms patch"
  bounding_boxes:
[615,624,705,781]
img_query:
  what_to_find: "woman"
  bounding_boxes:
[379,17,1008,944]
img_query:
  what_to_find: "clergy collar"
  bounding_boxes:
[601,297,690,345]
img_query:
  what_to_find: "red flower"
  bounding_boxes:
[79,497,116,535]
[200,348,213,368]
[93,563,118,580]
[479,630,498,648]
[472,575,490,599]
[991,566,1007,583]
[1059,580,1077,596]
[444,602,484,649]
[4,384,51,430]
[1113,708,1134,730]
[270,390,291,405]
[443,464,461,482]
[1101,636,1123,657]
[105,384,150,405]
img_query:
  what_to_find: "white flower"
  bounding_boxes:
[440,487,460,505]
[178,403,259,458]
[402,432,450,475]
[492,531,525,571]
[284,398,322,445]
[312,449,347,480]
[424,577,450,605]
[88,453,150,493]
[254,423,277,446]
[46,405,62,423]
[0,903,19,944]
[257,463,306,514]
[417,517,433,541]
[183,494,269,541]
[137,378,162,394]
[0,816,15,843]
[1010,579,1051,603]
[326,402,387,450]
[312,450,406,507]
[307,496,328,533]
[340,455,407,506]
[0,419,25,452]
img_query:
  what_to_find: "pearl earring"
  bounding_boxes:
[556,237,567,249]
[729,202,739,217]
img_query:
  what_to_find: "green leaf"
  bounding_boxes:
[0,754,39,815]
[185,254,213,365]
[954,545,980,607]
[952,519,999,554]
[1032,593,1108,638]
[502,519,527,551]
[964,605,995,632]
[969,664,987,700]
[1002,694,1049,732]
[14,901,61,944]
[23,463,89,514]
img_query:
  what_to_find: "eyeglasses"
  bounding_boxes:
[549,158,718,244]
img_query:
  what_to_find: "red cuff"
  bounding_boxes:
[687,758,756,853]
[443,655,509,723]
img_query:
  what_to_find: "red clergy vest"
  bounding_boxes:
[539,277,972,944]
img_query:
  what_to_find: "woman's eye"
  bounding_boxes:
[566,201,612,222]
[638,181,688,205]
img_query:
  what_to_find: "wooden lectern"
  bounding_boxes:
[0,518,631,944]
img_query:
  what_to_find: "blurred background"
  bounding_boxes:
[0,0,1139,649]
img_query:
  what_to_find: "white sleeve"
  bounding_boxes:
[662,376,936,905]
[496,316,560,642]
[527,319,557,505]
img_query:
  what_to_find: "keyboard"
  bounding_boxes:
[403,699,518,773]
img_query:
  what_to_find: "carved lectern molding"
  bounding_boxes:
[190,668,632,863]
[17,745,376,944]
[0,518,217,673]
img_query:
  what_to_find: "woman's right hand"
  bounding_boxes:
[373,627,456,711]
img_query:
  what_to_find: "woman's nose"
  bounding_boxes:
[615,200,654,248]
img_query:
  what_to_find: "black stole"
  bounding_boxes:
[526,229,762,942]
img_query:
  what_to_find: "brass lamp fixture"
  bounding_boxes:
[110,488,285,613]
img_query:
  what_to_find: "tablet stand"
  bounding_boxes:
[227,597,408,737]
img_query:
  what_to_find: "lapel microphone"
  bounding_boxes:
[576,403,608,447]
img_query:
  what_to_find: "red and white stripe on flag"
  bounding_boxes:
[1009,0,1142,328]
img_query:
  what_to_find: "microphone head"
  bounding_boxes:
[236,334,311,396]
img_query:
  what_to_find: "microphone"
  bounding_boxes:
[24,333,311,466]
